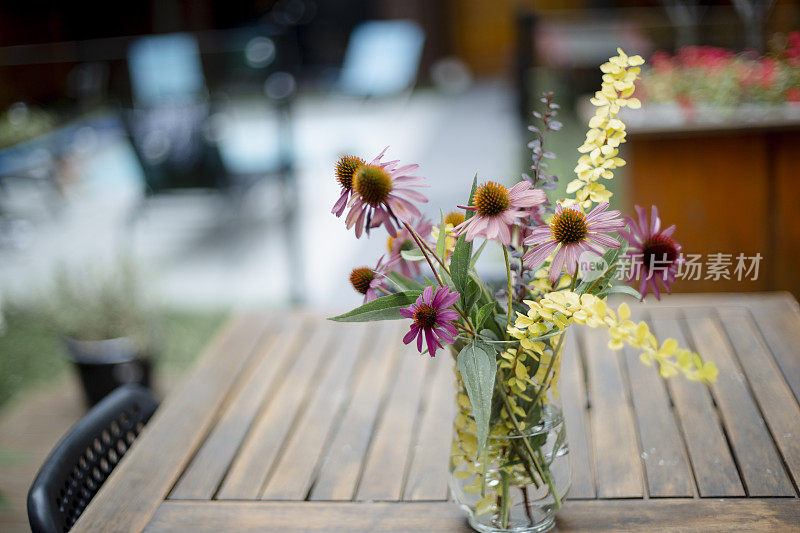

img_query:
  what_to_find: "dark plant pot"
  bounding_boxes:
[63,336,153,407]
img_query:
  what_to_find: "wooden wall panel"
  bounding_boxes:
[772,131,800,299]
[629,132,772,294]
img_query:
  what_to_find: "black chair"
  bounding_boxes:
[27,384,158,533]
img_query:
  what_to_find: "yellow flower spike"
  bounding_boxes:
[659,338,679,356]
[701,362,719,382]
[628,54,645,66]
[609,338,625,350]
[618,303,631,321]
[566,49,642,208]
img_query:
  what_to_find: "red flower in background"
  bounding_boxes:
[784,31,800,67]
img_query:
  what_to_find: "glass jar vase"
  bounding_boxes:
[449,330,571,533]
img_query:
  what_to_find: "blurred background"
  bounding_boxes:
[0,0,798,527]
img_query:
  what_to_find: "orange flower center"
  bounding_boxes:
[551,208,588,244]
[444,211,466,226]
[335,155,365,190]
[473,182,510,217]
[353,165,392,206]
[349,267,374,294]
[413,304,438,329]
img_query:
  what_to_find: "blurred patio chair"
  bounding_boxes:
[124,33,230,194]
[27,384,158,533]
[338,19,425,98]
[124,33,302,301]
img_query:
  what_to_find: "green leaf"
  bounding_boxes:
[451,235,472,295]
[475,302,495,331]
[328,290,422,322]
[577,235,627,295]
[460,276,480,314]
[456,341,497,455]
[385,271,423,291]
[607,284,643,300]
[451,177,477,294]
[479,328,498,341]
[465,174,478,220]
[436,211,447,260]
[400,249,425,262]
[469,240,487,269]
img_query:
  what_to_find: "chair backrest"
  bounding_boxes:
[27,384,159,533]
[339,20,425,97]
[127,33,206,106]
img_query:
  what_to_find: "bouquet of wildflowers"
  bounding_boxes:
[330,49,717,532]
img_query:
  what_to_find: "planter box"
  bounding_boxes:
[624,106,800,297]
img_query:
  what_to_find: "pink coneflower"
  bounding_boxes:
[344,149,428,238]
[452,181,546,245]
[331,147,398,218]
[400,285,460,357]
[349,256,396,303]
[386,216,433,278]
[618,205,683,300]
[523,202,625,284]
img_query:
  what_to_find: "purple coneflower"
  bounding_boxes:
[332,155,366,217]
[400,285,460,357]
[523,202,625,284]
[386,217,433,278]
[619,205,683,300]
[349,256,395,303]
[331,147,398,218]
[452,181,546,245]
[344,149,428,238]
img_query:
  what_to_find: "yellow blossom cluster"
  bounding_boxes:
[498,339,564,403]
[564,49,644,209]
[431,222,457,257]
[527,267,570,299]
[509,291,718,383]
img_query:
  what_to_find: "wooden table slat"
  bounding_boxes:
[216,319,336,499]
[169,317,309,500]
[260,322,371,500]
[402,350,456,501]
[309,321,405,500]
[558,329,595,499]
[684,310,795,497]
[146,499,800,532]
[649,313,745,497]
[748,297,800,404]
[718,307,800,491]
[356,343,430,501]
[582,327,644,498]
[621,341,695,497]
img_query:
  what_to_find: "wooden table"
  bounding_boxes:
[75,293,800,532]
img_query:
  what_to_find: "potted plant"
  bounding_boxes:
[45,261,158,406]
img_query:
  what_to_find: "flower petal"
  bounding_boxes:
[549,246,566,284]
[523,240,558,269]
[403,325,419,345]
